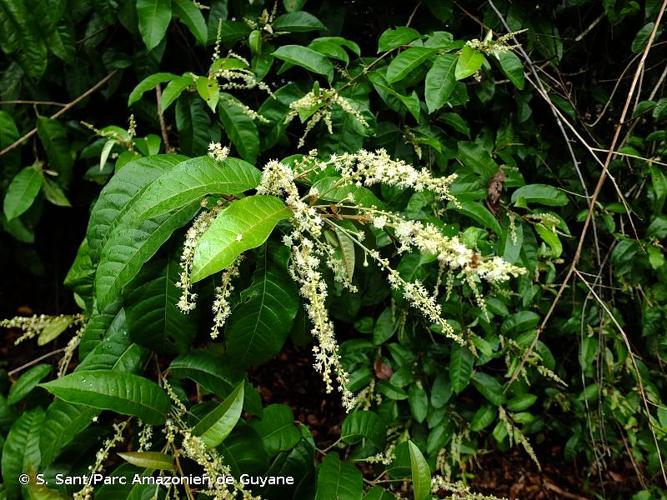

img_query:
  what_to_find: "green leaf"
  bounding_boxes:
[450,345,473,394]
[40,370,170,425]
[173,0,207,45]
[501,311,539,335]
[408,384,429,423]
[118,451,175,471]
[511,184,568,207]
[0,0,48,79]
[191,195,291,282]
[377,27,421,52]
[456,141,499,179]
[649,164,667,199]
[273,12,325,32]
[470,404,497,431]
[176,96,211,155]
[192,382,244,447]
[535,223,562,257]
[137,0,173,50]
[197,76,220,111]
[38,316,73,346]
[507,394,537,412]
[472,372,505,406]
[449,199,502,235]
[250,404,300,455]
[7,364,51,405]
[1,408,44,499]
[311,176,385,208]
[425,54,457,113]
[42,178,71,207]
[315,453,363,500]
[125,257,197,355]
[170,350,242,397]
[408,441,431,500]
[37,117,73,186]
[86,155,185,262]
[386,47,435,84]
[161,74,193,111]
[128,72,178,106]
[3,167,42,221]
[455,45,484,80]
[273,45,334,81]
[225,252,299,368]
[218,93,259,163]
[96,156,260,309]
[341,411,386,449]
[496,51,524,89]
[373,308,396,345]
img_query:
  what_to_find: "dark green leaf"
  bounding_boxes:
[128,72,178,106]
[450,345,473,394]
[408,441,431,500]
[273,45,334,80]
[250,404,300,455]
[173,0,207,45]
[425,54,457,113]
[315,453,363,500]
[7,364,51,405]
[192,382,244,447]
[3,167,42,221]
[137,0,172,50]
[273,12,325,32]
[1,408,44,499]
[511,184,568,207]
[377,27,421,52]
[218,93,259,162]
[386,47,435,84]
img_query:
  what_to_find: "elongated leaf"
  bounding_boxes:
[425,54,457,113]
[218,93,259,163]
[193,382,244,447]
[161,74,193,111]
[378,26,421,52]
[137,0,172,50]
[408,441,431,500]
[273,12,325,32]
[341,411,385,449]
[170,350,242,397]
[3,167,42,221]
[449,200,502,235]
[0,0,48,78]
[472,372,505,406]
[86,154,185,262]
[125,257,197,355]
[224,251,299,367]
[311,176,385,208]
[315,453,363,500]
[95,202,200,310]
[7,364,51,405]
[455,45,484,80]
[173,0,207,45]
[511,184,568,207]
[37,117,73,186]
[128,72,178,106]
[1,408,44,499]
[197,76,220,111]
[118,451,175,471]
[386,46,434,84]
[273,45,334,80]
[408,384,428,423]
[0,110,20,168]
[175,96,211,155]
[250,404,300,455]
[496,51,524,89]
[450,345,473,394]
[41,370,170,424]
[191,195,291,282]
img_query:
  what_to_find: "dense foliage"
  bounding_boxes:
[1,0,667,498]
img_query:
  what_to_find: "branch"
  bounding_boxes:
[0,70,118,158]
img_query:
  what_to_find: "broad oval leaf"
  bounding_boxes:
[315,453,363,500]
[511,184,568,207]
[250,404,300,455]
[472,372,505,406]
[218,93,259,163]
[496,51,524,89]
[341,411,385,449]
[118,451,175,471]
[272,45,334,81]
[36,117,72,185]
[408,441,431,500]
[161,74,193,111]
[378,27,421,52]
[455,45,485,80]
[40,370,170,425]
[449,345,473,394]
[425,54,457,113]
[170,350,242,397]
[273,11,325,32]
[449,199,502,235]
[191,195,291,283]
[386,47,435,84]
[192,382,244,447]
[470,404,497,431]
[3,167,42,221]
[173,0,207,45]
[137,0,172,50]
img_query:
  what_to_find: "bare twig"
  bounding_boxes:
[0,100,67,107]
[155,84,171,152]
[8,347,67,377]
[0,70,118,158]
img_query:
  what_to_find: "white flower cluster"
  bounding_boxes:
[285,88,369,148]
[208,142,230,162]
[177,206,223,313]
[210,256,243,339]
[327,149,458,202]
[0,313,83,345]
